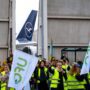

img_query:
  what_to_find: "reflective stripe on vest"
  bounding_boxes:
[1,71,7,90]
[50,69,68,90]
[50,69,59,88]
[37,67,48,83]
[88,73,90,83]
[63,79,67,90]
[38,67,48,77]
[67,73,85,90]
[1,83,7,90]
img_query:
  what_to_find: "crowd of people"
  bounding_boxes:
[30,57,90,90]
[0,49,90,90]
[0,53,14,90]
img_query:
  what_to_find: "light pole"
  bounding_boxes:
[37,0,48,59]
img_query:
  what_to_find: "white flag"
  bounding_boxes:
[80,43,90,75]
[24,82,30,90]
[8,50,38,90]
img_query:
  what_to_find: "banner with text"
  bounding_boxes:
[8,50,38,90]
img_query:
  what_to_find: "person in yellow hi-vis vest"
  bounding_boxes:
[67,63,86,90]
[87,73,90,90]
[62,59,71,73]
[49,61,67,90]
[1,64,9,90]
[0,64,14,90]
[35,60,49,90]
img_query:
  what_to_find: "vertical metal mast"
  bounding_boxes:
[38,0,48,59]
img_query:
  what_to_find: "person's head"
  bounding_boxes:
[51,57,55,60]
[22,47,32,55]
[66,58,69,64]
[75,63,81,74]
[39,60,45,68]
[61,56,66,60]
[4,64,9,73]
[77,61,83,69]
[55,59,59,64]
[70,62,80,75]
[45,60,50,68]
[56,62,62,69]
[51,59,56,66]
[62,59,66,65]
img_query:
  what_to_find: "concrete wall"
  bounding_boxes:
[0,0,11,61]
[48,0,90,17]
[47,0,90,60]
[48,19,90,46]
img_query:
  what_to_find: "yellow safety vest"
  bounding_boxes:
[62,65,67,70]
[50,69,67,90]
[62,65,70,72]
[88,73,90,83]
[37,67,48,83]
[67,73,86,90]
[1,71,15,90]
[1,71,7,90]
[1,83,7,90]
[50,69,59,88]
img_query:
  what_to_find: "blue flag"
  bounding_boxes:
[17,10,37,42]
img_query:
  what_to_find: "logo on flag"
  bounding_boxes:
[8,50,38,90]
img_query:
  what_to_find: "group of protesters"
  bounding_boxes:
[30,57,90,90]
[0,47,90,90]
[0,53,14,90]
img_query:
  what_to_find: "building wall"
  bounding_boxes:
[0,0,11,61]
[48,19,90,46]
[47,0,90,60]
[48,0,90,17]
[53,47,61,60]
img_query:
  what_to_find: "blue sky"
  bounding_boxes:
[16,0,39,34]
